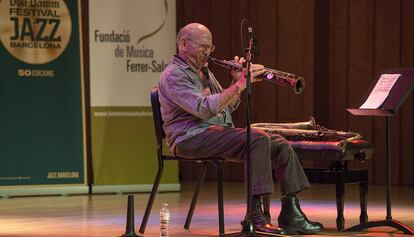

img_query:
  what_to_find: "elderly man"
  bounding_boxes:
[157,22,323,235]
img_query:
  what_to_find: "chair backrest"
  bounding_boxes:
[151,87,166,140]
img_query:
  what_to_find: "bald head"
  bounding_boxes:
[176,23,212,46]
[176,23,213,70]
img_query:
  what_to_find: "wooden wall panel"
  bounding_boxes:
[373,0,401,184]
[277,0,314,122]
[346,0,374,176]
[176,0,414,185]
[400,0,414,185]
[314,0,329,126]
[250,0,279,123]
[328,0,349,131]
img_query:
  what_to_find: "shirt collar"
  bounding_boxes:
[172,54,205,74]
[172,54,191,70]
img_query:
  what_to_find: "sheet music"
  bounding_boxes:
[359,74,401,109]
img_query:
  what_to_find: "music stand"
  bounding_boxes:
[346,68,414,235]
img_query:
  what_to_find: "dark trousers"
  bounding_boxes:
[175,126,310,196]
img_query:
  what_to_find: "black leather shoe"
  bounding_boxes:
[278,196,324,235]
[242,196,286,236]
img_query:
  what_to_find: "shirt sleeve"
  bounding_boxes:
[163,69,221,120]
[208,71,240,113]
[228,98,241,113]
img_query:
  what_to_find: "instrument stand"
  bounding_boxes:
[346,68,414,235]
[118,195,142,237]
[225,24,283,237]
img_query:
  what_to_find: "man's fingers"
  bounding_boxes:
[251,64,264,75]
[233,56,246,64]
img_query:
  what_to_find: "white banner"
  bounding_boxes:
[89,0,176,106]
[88,0,178,189]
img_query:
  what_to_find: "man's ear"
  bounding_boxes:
[178,38,186,51]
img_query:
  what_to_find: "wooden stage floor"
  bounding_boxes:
[1,181,414,237]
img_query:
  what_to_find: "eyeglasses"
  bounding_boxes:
[185,38,215,52]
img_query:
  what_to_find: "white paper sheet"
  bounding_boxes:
[359,74,401,109]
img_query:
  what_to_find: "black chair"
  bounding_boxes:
[139,87,225,236]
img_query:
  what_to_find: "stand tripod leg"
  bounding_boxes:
[346,117,414,235]
[225,230,286,237]
[346,220,414,234]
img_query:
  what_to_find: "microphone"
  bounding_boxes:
[247,25,259,57]
[252,38,259,57]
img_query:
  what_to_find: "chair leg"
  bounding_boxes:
[359,180,368,224]
[139,161,164,234]
[184,162,208,229]
[213,160,225,237]
[335,174,345,231]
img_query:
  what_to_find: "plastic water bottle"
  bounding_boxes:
[160,203,170,236]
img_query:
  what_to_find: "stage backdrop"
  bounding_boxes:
[89,0,179,193]
[0,0,87,196]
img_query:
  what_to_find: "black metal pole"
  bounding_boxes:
[245,28,254,234]
[119,194,141,237]
[386,116,392,221]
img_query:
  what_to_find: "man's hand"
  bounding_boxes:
[230,56,245,82]
[250,63,265,82]
[231,56,265,91]
[219,57,265,110]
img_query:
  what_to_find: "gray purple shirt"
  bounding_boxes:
[158,55,240,153]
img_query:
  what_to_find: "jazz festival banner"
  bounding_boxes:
[0,0,87,196]
[89,0,179,192]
